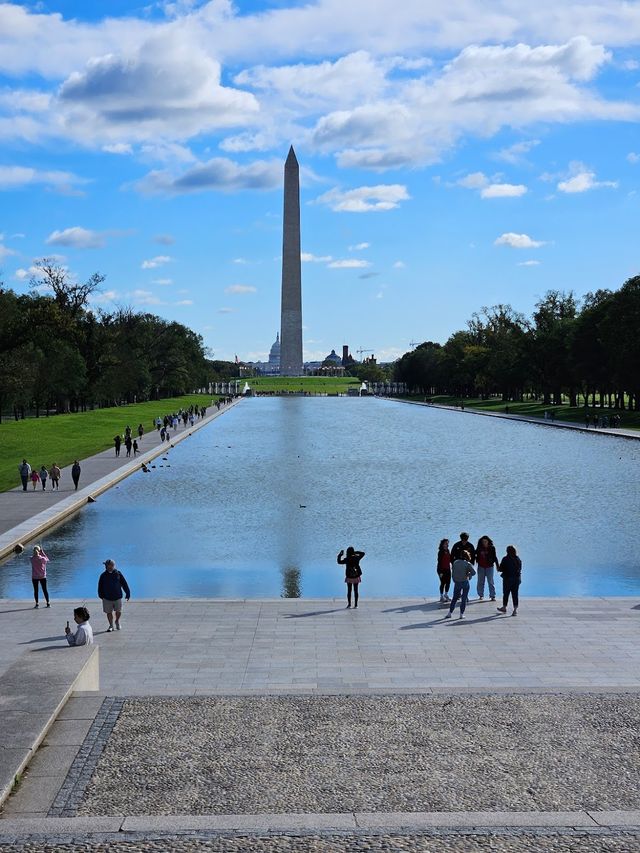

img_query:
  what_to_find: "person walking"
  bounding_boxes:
[451,532,476,564]
[497,545,522,616]
[30,545,50,608]
[50,462,61,490]
[137,423,144,440]
[39,465,49,491]
[114,435,122,457]
[337,546,365,609]
[65,606,93,646]
[71,460,81,490]
[18,459,31,491]
[437,538,452,603]
[475,535,499,601]
[125,435,132,458]
[444,550,476,620]
[98,559,131,632]
[30,468,40,490]
[133,439,139,456]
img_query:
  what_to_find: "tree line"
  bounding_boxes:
[0,260,235,421]
[393,276,640,409]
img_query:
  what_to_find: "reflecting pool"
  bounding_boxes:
[1,397,638,598]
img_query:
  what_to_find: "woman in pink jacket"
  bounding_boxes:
[30,545,50,608]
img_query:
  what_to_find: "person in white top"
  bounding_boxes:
[65,606,94,646]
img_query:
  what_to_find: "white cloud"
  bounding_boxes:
[349,242,370,250]
[517,259,541,266]
[90,289,120,304]
[0,5,638,180]
[315,184,409,212]
[495,139,540,164]
[152,278,173,285]
[307,37,634,170]
[46,226,107,249]
[0,242,17,262]
[623,60,640,70]
[141,255,172,268]
[232,257,248,264]
[393,260,405,268]
[103,142,132,155]
[225,284,257,293]
[301,252,333,262]
[134,157,281,195]
[130,289,164,305]
[327,258,371,268]
[456,172,527,197]
[627,152,640,164]
[154,233,175,245]
[557,168,617,193]
[55,33,259,146]
[0,165,87,193]
[481,183,528,198]
[495,232,546,248]
[218,307,234,313]
[457,172,488,189]
[175,299,194,305]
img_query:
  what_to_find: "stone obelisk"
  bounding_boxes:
[279,146,303,376]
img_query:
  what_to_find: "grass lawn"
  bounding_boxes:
[243,376,360,393]
[426,395,640,431]
[0,394,217,494]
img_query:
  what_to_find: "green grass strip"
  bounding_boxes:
[426,395,640,431]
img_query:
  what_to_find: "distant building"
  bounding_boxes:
[268,332,281,373]
[323,349,342,367]
[244,332,281,375]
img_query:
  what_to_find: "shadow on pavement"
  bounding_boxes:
[283,608,345,618]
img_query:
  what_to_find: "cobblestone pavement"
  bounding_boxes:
[2,832,640,852]
[77,694,640,816]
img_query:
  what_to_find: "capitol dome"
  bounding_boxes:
[324,348,341,365]
[268,333,281,367]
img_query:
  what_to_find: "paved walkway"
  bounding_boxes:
[399,400,640,440]
[0,400,241,560]
[1,597,638,694]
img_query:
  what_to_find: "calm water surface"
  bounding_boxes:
[1,397,638,598]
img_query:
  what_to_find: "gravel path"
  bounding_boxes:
[2,834,640,852]
[78,694,640,815]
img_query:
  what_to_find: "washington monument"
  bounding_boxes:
[279,146,303,376]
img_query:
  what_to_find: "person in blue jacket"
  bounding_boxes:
[98,559,131,632]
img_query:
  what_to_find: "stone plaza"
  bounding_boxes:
[1,592,640,850]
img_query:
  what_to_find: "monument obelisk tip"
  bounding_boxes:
[286,145,298,165]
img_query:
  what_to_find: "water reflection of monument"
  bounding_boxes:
[281,566,301,598]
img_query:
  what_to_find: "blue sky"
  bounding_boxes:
[1,1,639,363]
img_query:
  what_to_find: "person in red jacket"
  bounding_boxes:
[437,538,452,603]
[475,535,499,601]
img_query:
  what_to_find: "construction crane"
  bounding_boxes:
[357,348,373,359]
[409,340,420,348]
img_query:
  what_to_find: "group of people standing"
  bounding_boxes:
[437,532,522,619]
[18,460,82,492]
[114,424,144,457]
